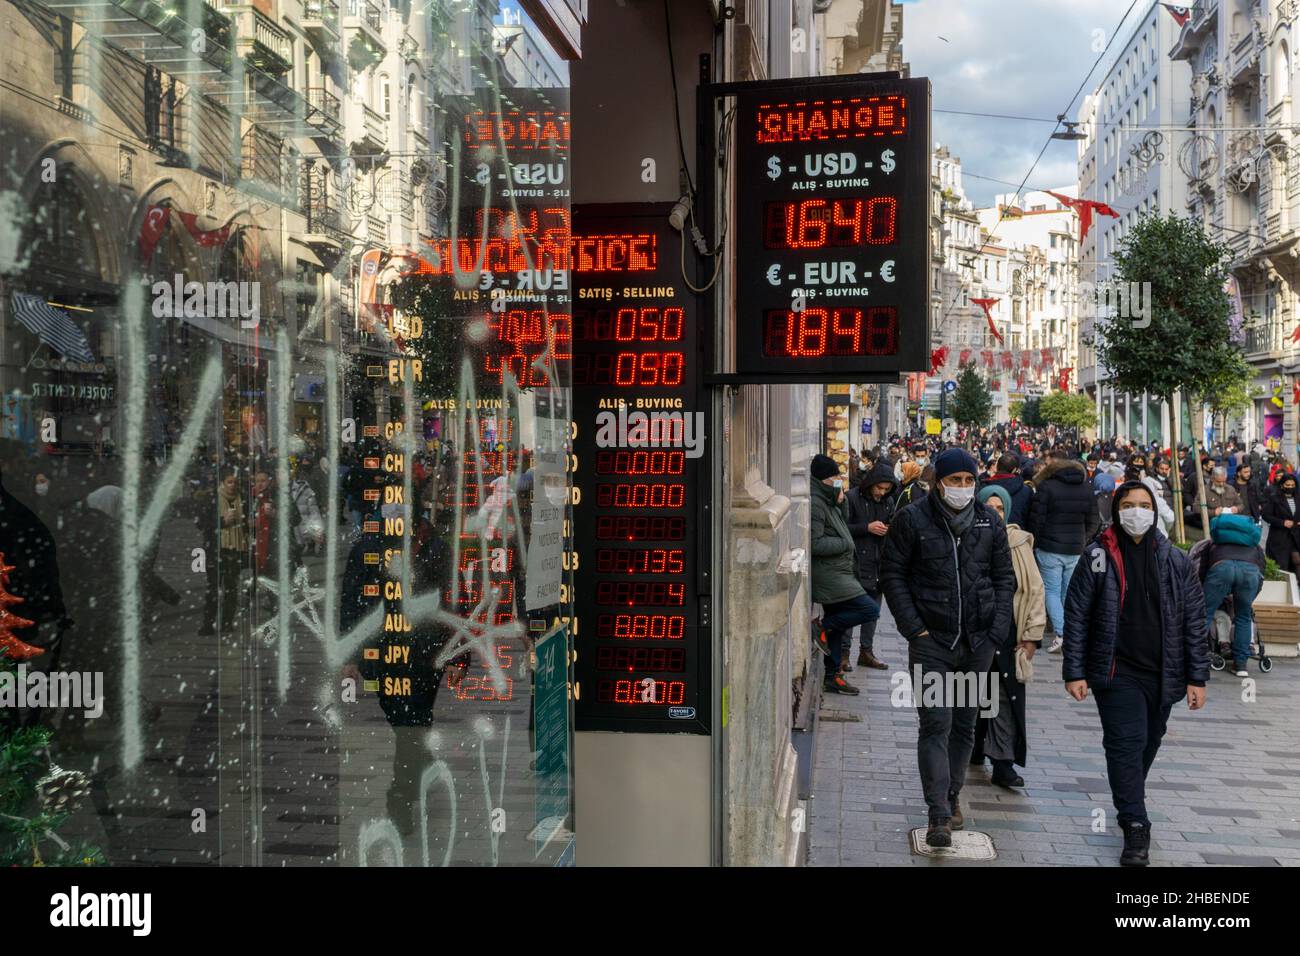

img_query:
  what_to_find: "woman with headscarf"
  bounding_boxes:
[1261,471,1300,574]
[971,484,1046,788]
[1063,480,1209,866]
[893,460,925,510]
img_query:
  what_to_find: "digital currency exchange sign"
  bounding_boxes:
[733,77,931,381]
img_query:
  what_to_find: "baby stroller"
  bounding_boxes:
[1206,595,1273,673]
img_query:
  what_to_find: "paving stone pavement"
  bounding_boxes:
[809,603,1300,867]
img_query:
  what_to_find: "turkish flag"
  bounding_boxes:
[139,204,171,262]
[1047,191,1120,243]
[1001,351,1014,370]
[929,346,949,376]
[970,297,1003,343]
[1041,347,1055,368]
[1058,367,1074,391]
[177,211,233,248]
[1020,351,1032,368]
[1161,4,1190,28]
[980,349,994,370]
[959,348,972,367]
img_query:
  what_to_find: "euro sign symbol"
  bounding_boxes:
[881,260,895,282]
[767,156,782,180]
[767,264,782,286]
[475,163,490,186]
[881,149,896,174]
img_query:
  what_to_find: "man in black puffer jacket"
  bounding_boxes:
[845,460,897,669]
[1063,480,1209,866]
[1026,451,1099,651]
[880,448,1016,848]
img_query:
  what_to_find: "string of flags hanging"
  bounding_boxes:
[928,344,1063,382]
[138,203,239,261]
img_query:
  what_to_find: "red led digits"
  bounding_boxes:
[763,198,897,249]
[595,516,688,541]
[572,352,685,387]
[595,647,688,673]
[596,483,686,509]
[569,233,657,272]
[595,582,686,607]
[596,549,686,574]
[597,679,688,705]
[763,307,899,358]
[597,614,687,640]
[595,450,686,475]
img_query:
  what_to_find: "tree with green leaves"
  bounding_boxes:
[950,362,992,429]
[1094,212,1246,541]
[1038,391,1098,431]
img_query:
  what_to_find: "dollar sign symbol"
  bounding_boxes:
[767,156,782,180]
[881,149,895,174]
[476,163,490,186]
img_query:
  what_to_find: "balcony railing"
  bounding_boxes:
[347,0,383,31]
[307,86,340,121]
[222,4,293,74]
[303,0,340,44]
[1245,321,1292,356]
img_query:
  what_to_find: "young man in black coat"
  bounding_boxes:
[845,460,897,670]
[880,448,1016,848]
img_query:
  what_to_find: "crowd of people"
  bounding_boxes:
[811,425,1300,865]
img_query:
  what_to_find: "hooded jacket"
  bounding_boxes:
[845,461,897,592]
[1026,458,1099,556]
[1063,485,1210,708]
[879,488,1016,651]
[983,472,1033,528]
[810,479,866,606]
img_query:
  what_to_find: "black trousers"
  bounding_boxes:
[908,633,996,820]
[1092,670,1172,829]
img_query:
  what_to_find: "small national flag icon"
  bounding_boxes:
[363,520,380,533]
[1161,3,1190,27]
[364,457,380,469]
[364,552,380,565]
[366,365,384,377]
[363,648,380,661]
[363,584,380,597]
[363,679,380,693]
[363,425,380,437]
[363,488,380,502]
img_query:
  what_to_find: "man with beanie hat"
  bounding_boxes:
[880,447,1016,847]
[809,454,880,695]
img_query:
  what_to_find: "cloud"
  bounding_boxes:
[903,0,1143,205]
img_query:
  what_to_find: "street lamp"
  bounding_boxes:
[1051,115,1088,141]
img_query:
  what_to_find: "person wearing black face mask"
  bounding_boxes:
[1262,471,1300,574]
[1063,481,1209,866]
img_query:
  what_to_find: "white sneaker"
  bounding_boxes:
[1235,668,1249,678]
[1047,637,1064,654]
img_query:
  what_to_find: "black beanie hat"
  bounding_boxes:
[811,454,839,481]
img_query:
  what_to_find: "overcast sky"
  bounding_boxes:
[901,0,1150,206]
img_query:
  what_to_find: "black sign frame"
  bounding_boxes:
[701,71,931,384]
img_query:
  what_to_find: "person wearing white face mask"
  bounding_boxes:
[1063,480,1209,867]
[879,447,1016,847]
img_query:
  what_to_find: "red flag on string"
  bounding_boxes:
[1046,191,1120,243]
[959,348,972,367]
[1160,4,1190,28]
[929,346,949,376]
[1000,351,1014,370]
[139,204,171,262]
[177,211,233,248]
[1040,347,1055,368]
[970,297,1003,343]
[1058,366,1074,391]
[980,349,994,370]
[1020,351,1032,368]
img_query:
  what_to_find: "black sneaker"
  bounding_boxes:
[1120,823,1151,867]
[811,619,834,656]
[991,760,1024,789]
[925,818,952,848]
[823,674,860,696]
